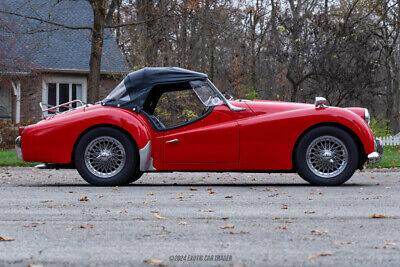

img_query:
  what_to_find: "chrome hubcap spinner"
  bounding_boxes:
[306,135,348,178]
[84,136,126,178]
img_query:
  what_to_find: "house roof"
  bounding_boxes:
[0,0,129,73]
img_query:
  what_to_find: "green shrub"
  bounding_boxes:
[0,120,18,150]
[369,115,393,137]
[244,88,259,100]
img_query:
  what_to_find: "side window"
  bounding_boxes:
[153,88,204,129]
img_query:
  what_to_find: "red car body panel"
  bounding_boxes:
[22,105,151,163]
[238,102,373,170]
[20,100,375,172]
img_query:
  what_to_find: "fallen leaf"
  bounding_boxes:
[120,209,128,214]
[147,192,154,196]
[79,196,89,201]
[209,191,215,194]
[385,242,397,246]
[199,209,214,212]
[154,213,166,219]
[333,241,355,245]
[311,230,329,235]
[304,211,315,214]
[221,217,229,220]
[220,225,234,229]
[225,231,249,234]
[370,214,389,219]
[40,200,54,203]
[281,205,288,209]
[79,224,94,229]
[153,234,167,237]
[27,264,44,267]
[277,226,287,230]
[225,196,233,198]
[179,222,190,225]
[189,187,198,191]
[112,186,119,190]
[0,236,15,241]
[309,251,333,259]
[142,201,149,204]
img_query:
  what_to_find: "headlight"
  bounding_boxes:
[364,108,370,125]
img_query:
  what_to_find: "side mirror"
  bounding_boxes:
[315,97,327,109]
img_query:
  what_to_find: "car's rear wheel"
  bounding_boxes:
[74,127,139,186]
[294,126,359,186]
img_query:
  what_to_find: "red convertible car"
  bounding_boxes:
[16,67,382,186]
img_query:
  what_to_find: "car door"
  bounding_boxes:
[145,80,239,169]
[163,105,239,164]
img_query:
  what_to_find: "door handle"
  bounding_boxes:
[165,139,179,144]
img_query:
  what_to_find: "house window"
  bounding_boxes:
[46,82,83,111]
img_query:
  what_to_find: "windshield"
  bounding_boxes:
[190,80,223,107]
[103,81,130,102]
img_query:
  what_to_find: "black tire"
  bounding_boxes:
[294,126,359,186]
[74,127,139,186]
[127,169,144,184]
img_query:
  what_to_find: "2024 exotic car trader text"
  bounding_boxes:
[16,67,383,186]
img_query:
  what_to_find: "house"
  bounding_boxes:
[0,0,129,123]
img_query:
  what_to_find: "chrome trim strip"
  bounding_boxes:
[15,136,23,161]
[368,138,383,163]
[139,140,156,171]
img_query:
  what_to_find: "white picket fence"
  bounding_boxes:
[376,136,400,146]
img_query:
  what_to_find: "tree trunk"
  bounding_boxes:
[87,1,106,104]
[390,54,400,132]
[385,59,393,124]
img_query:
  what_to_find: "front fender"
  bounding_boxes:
[238,106,374,170]
[21,105,151,164]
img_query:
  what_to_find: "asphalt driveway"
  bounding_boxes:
[1,167,400,266]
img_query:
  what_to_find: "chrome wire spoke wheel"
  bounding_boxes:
[306,135,348,178]
[84,136,126,178]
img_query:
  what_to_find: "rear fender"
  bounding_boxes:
[22,106,152,167]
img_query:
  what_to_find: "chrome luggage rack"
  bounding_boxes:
[40,100,86,119]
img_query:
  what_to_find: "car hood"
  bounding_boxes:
[237,100,366,120]
[239,100,315,115]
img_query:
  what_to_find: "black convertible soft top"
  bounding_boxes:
[102,67,208,112]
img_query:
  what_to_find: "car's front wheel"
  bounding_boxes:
[294,126,359,186]
[74,127,139,186]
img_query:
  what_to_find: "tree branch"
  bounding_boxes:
[0,10,93,30]
[105,13,170,28]
[0,10,170,30]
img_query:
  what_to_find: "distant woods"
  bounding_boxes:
[2,0,400,132]
[115,0,400,132]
